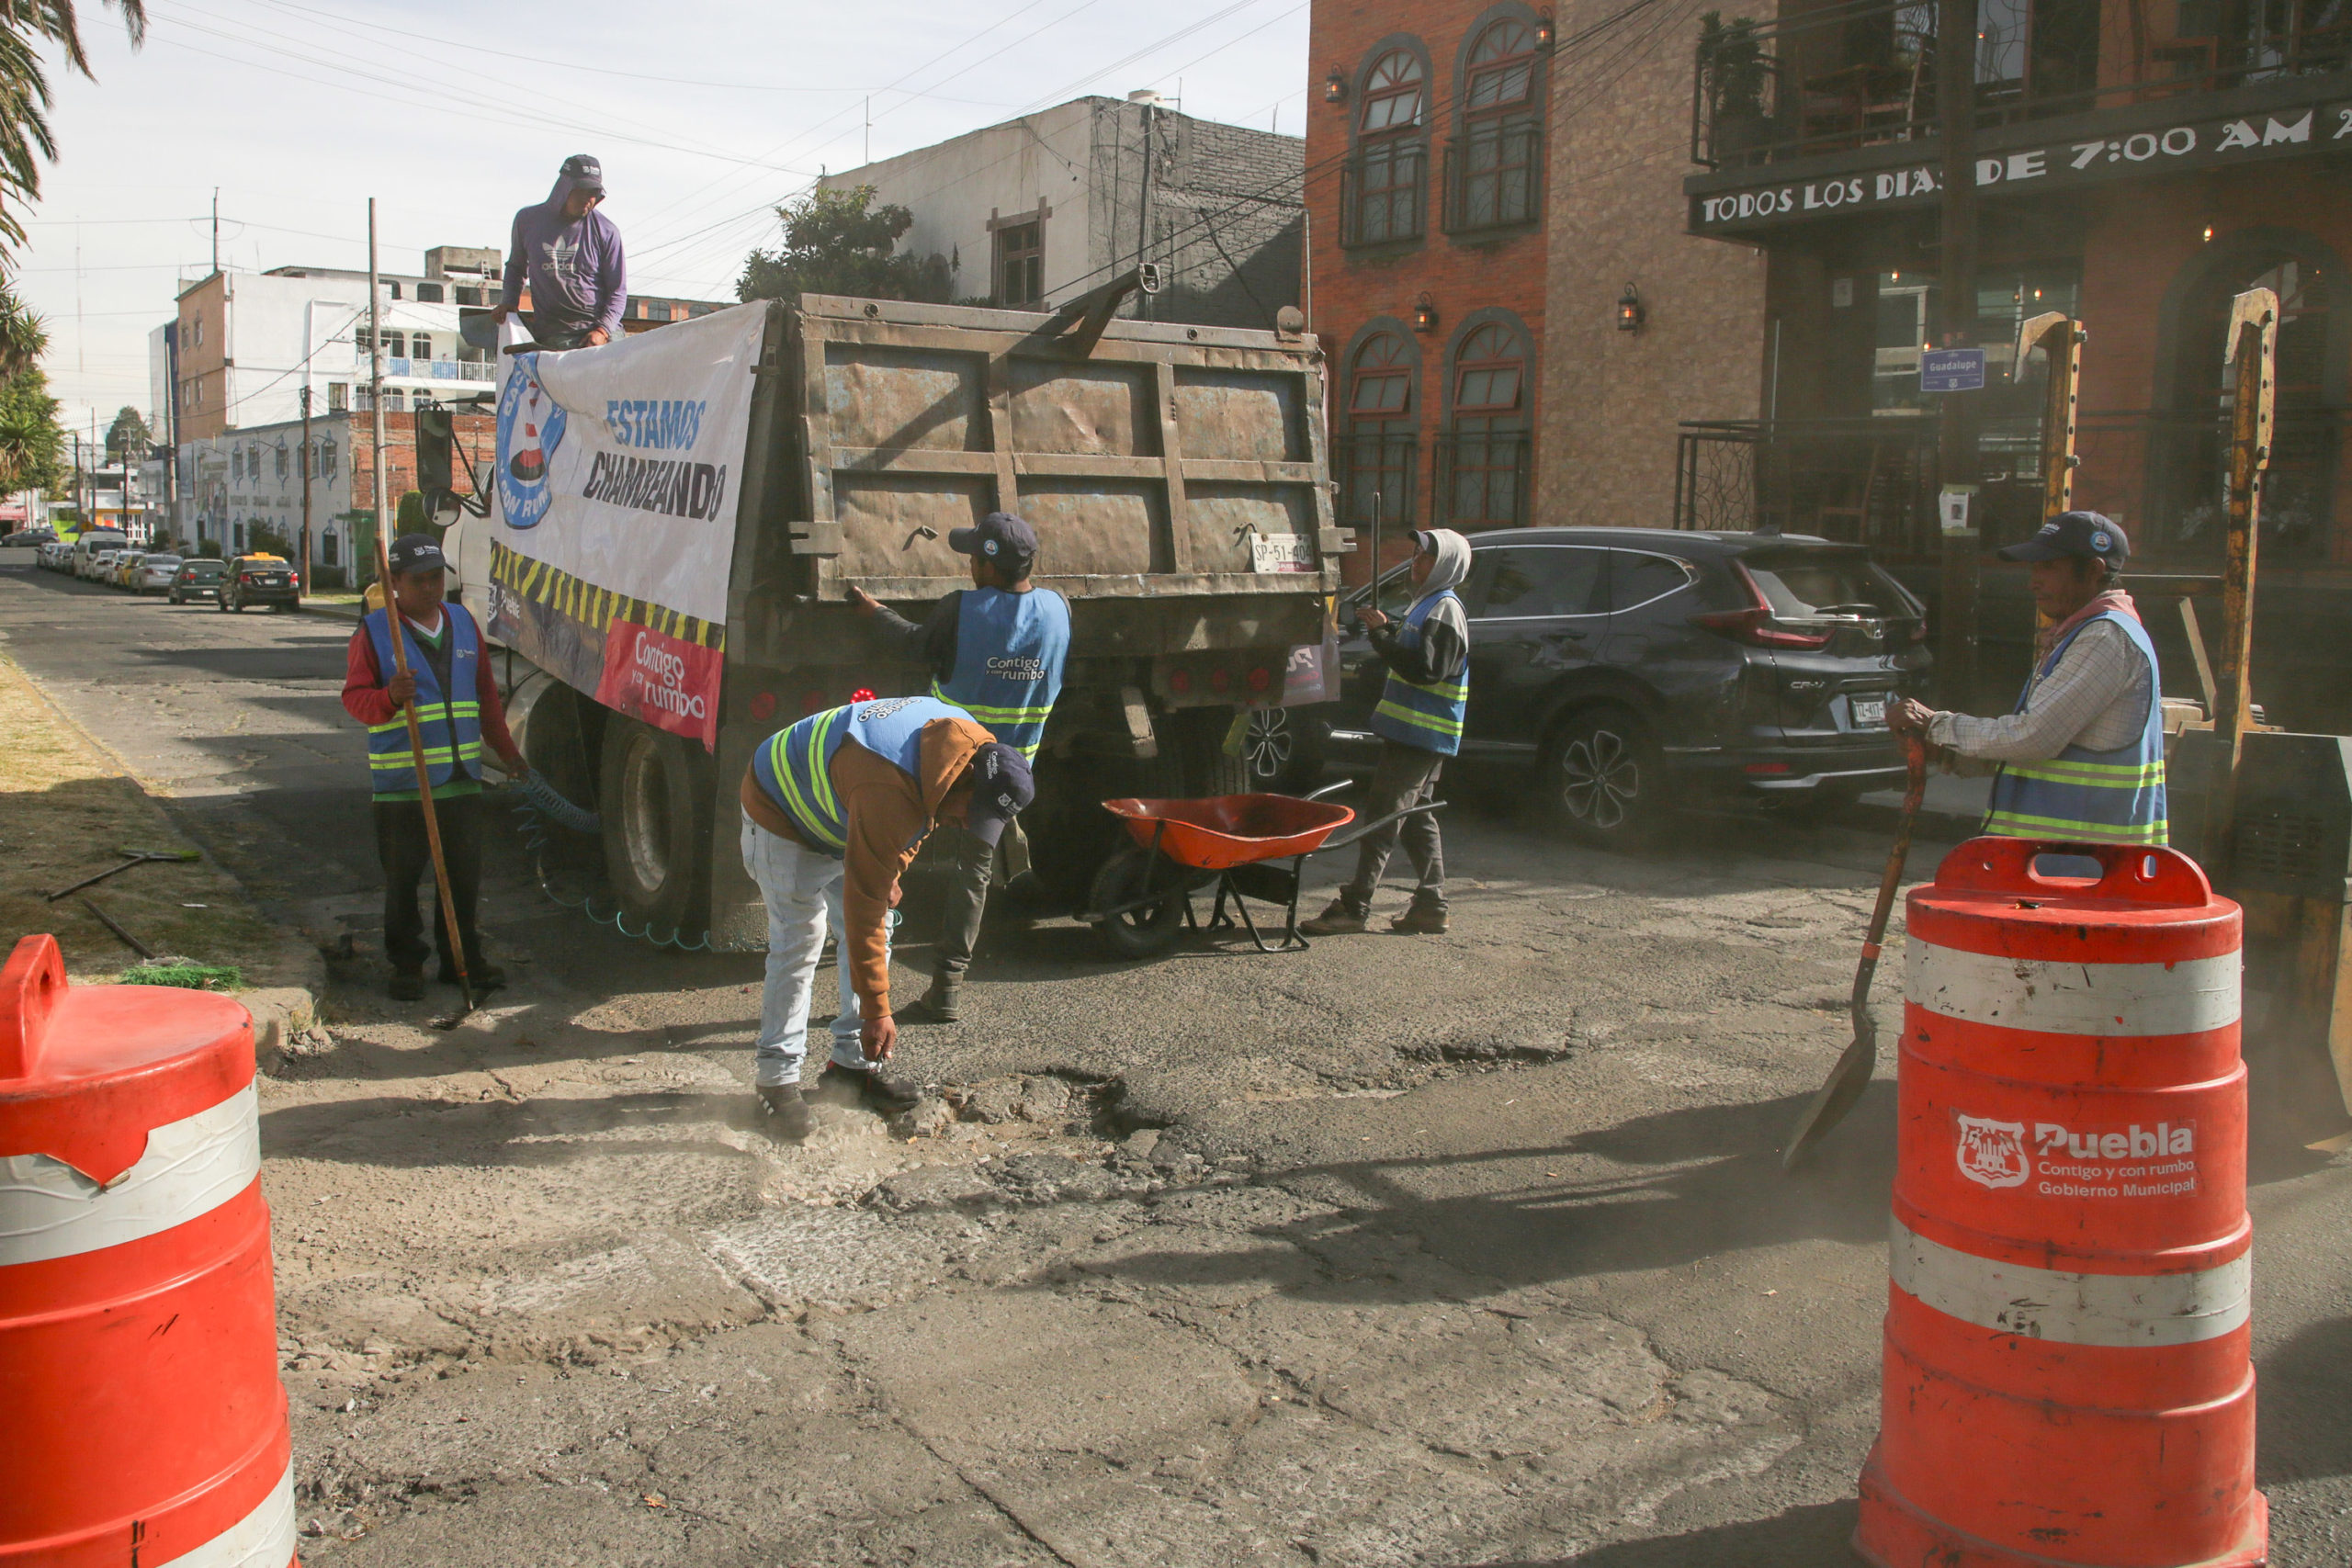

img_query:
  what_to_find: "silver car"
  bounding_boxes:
[134,553,184,594]
[84,548,120,582]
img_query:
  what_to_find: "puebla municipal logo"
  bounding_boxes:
[496,353,568,529]
[1955,1114,2030,1190]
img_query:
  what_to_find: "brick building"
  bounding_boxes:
[1307,0,1769,565]
[1681,1,2352,720]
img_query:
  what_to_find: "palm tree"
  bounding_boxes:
[0,280,43,376]
[0,1,146,255]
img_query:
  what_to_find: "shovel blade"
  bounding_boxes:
[1782,1026,1877,1170]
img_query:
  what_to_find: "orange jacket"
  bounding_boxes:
[741,714,989,1017]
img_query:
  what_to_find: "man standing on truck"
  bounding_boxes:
[341,535,528,999]
[741,694,1035,1139]
[489,153,625,351]
[1889,512,2165,844]
[1303,528,1471,936]
[846,511,1069,1024]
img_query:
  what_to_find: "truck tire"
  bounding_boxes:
[1166,706,1251,797]
[599,716,714,935]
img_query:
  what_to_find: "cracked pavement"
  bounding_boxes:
[6,553,2352,1566]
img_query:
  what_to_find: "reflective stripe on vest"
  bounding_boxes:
[1369,591,1468,755]
[1984,610,2167,845]
[363,605,485,796]
[932,586,1069,761]
[752,695,969,859]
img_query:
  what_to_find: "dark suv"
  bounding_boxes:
[220,554,301,612]
[1307,527,1931,846]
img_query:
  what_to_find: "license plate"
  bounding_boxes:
[1851,694,1888,729]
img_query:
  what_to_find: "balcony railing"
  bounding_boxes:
[1690,0,2352,169]
[1338,140,1429,248]
[1442,122,1544,234]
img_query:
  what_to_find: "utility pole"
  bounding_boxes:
[299,383,313,592]
[368,199,387,590]
[1935,0,1981,706]
[1136,96,1156,322]
[164,322,180,547]
[210,187,220,277]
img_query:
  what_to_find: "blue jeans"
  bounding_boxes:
[740,814,889,1087]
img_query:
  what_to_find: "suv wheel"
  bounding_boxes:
[1239,706,1323,792]
[1543,705,1667,848]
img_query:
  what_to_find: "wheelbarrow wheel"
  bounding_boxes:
[1090,846,1187,960]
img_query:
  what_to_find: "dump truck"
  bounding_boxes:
[440,283,1344,947]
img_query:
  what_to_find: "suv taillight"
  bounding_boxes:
[1690,563,1832,650]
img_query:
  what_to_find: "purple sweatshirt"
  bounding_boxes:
[500,167,627,337]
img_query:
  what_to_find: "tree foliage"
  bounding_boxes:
[105,401,146,460]
[736,186,954,305]
[0,1,146,255]
[0,363,62,491]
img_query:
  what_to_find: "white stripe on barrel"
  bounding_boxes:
[1906,942,2240,1036]
[0,1083,261,1267]
[1891,1217,2250,1348]
[154,1459,297,1568]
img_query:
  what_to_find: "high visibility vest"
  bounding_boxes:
[363,604,485,797]
[752,695,967,858]
[1984,611,2168,845]
[932,586,1069,761]
[1370,591,1468,755]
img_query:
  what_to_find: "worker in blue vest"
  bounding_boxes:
[1891,512,2166,845]
[340,535,528,999]
[740,694,1035,1139]
[1304,527,1470,936]
[848,511,1069,1024]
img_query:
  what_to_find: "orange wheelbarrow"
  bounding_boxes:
[1080,783,1445,958]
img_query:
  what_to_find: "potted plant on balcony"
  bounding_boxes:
[1702,12,1774,166]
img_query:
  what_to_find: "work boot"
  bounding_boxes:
[1389,900,1448,935]
[387,967,425,1001]
[758,1084,813,1142]
[1299,898,1370,936]
[438,959,506,993]
[820,1062,923,1115]
[909,975,962,1024]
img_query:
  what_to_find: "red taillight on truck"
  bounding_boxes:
[1245,665,1272,694]
[1690,562,1832,649]
[1170,669,1193,695]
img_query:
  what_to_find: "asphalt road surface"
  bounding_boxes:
[6,549,2351,1567]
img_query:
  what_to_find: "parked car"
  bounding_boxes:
[132,553,184,594]
[1300,527,1932,847]
[84,548,122,583]
[3,525,55,547]
[37,539,71,570]
[168,558,227,605]
[110,550,147,588]
[220,553,300,612]
[72,531,128,579]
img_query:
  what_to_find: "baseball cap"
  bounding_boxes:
[1997,511,2130,569]
[560,152,605,196]
[949,511,1037,568]
[386,534,446,575]
[960,742,1035,847]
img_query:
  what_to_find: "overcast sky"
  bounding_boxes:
[16,0,1310,436]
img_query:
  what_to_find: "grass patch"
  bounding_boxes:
[119,960,245,989]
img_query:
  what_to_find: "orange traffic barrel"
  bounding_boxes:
[0,933,296,1567]
[1856,839,2264,1568]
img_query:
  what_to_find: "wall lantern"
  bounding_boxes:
[1616,282,1645,333]
[1536,12,1555,47]
[1324,71,1348,104]
[1413,292,1439,333]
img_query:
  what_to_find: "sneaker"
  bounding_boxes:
[387,968,425,1001]
[820,1062,923,1114]
[437,961,506,992]
[909,976,962,1024]
[758,1084,813,1141]
[1299,899,1370,936]
[1389,902,1449,935]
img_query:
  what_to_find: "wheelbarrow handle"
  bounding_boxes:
[1300,780,1353,803]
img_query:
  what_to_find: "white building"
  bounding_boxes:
[818,94,1303,329]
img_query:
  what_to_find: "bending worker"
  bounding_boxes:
[1890,511,2165,844]
[1304,527,1470,936]
[741,694,1035,1139]
[340,535,526,999]
[490,152,624,351]
[847,511,1068,1024]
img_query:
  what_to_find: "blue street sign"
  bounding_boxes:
[1921,347,1986,393]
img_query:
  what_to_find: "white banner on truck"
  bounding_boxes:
[485,303,767,749]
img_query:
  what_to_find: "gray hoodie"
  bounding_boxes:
[500,166,627,338]
[1369,528,1470,688]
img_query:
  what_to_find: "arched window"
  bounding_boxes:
[1344,330,1417,527]
[1451,18,1543,231]
[1348,50,1427,246]
[1446,320,1532,527]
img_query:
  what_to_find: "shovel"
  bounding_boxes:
[1783,731,1928,1170]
